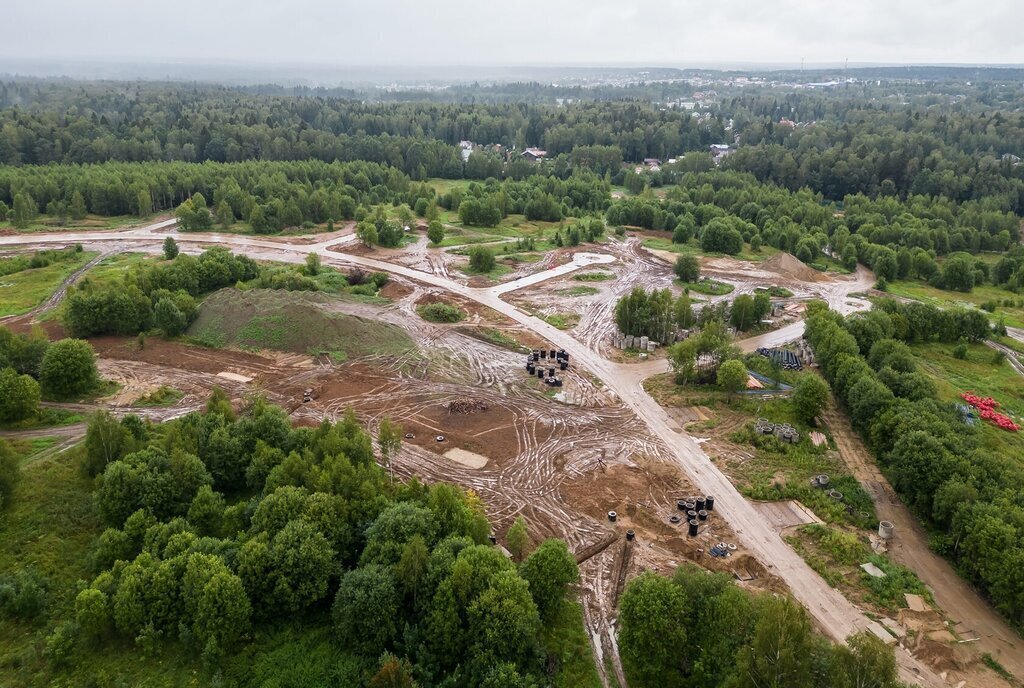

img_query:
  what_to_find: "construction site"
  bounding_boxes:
[0,217,1020,688]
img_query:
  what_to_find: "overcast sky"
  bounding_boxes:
[2,0,1022,69]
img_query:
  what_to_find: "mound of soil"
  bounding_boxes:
[761,252,831,283]
[187,289,413,360]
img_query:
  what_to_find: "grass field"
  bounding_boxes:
[78,252,160,290]
[0,214,154,234]
[911,341,1024,458]
[188,288,413,361]
[887,280,1024,328]
[0,251,98,316]
[0,408,83,432]
[640,235,778,263]
[543,312,581,330]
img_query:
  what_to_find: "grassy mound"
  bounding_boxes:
[188,289,413,361]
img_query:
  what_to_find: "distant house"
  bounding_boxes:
[459,140,475,163]
[521,147,547,161]
[709,144,733,163]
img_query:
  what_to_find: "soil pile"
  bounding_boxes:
[761,252,831,283]
[187,288,413,360]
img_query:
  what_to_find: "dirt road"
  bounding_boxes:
[0,220,952,687]
[823,408,1024,677]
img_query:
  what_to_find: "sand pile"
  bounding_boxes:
[761,252,831,283]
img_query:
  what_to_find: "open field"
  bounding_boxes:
[887,279,1024,328]
[0,251,99,316]
[0,214,159,234]
[912,341,1024,458]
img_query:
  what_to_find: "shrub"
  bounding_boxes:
[417,302,466,323]
[468,246,496,273]
[39,339,98,400]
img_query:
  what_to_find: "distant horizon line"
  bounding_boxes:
[2,57,1024,71]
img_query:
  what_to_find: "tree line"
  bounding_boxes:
[804,300,1023,629]
[48,396,583,685]
[0,79,726,172]
[607,170,1019,295]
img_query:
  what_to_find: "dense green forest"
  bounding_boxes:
[3,77,1024,212]
[0,397,587,686]
[805,300,1023,628]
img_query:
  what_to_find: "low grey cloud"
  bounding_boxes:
[2,0,1021,68]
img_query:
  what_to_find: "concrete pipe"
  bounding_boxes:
[878,521,894,539]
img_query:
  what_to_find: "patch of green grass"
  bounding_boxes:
[556,286,600,297]
[0,443,106,686]
[911,341,1024,459]
[680,279,734,296]
[573,271,614,282]
[0,408,83,432]
[132,385,184,407]
[540,601,602,688]
[460,327,529,352]
[0,251,99,316]
[981,653,1014,681]
[417,302,466,323]
[78,252,159,291]
[787,524,932,614]
[755,285,793,298]
[187,289,414,360]
[543,312,580,330]
[50,379,121,404]
[0,214,149,233]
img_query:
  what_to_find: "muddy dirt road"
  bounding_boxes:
[0,220,956,687]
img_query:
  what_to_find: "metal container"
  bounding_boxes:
[608,510,617,523]
[626,529,635,541]
[698,509,708,521]
[705,495,714,511]
[676,499,687,511]
[695,497,706,512]
[688,520,699,537]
